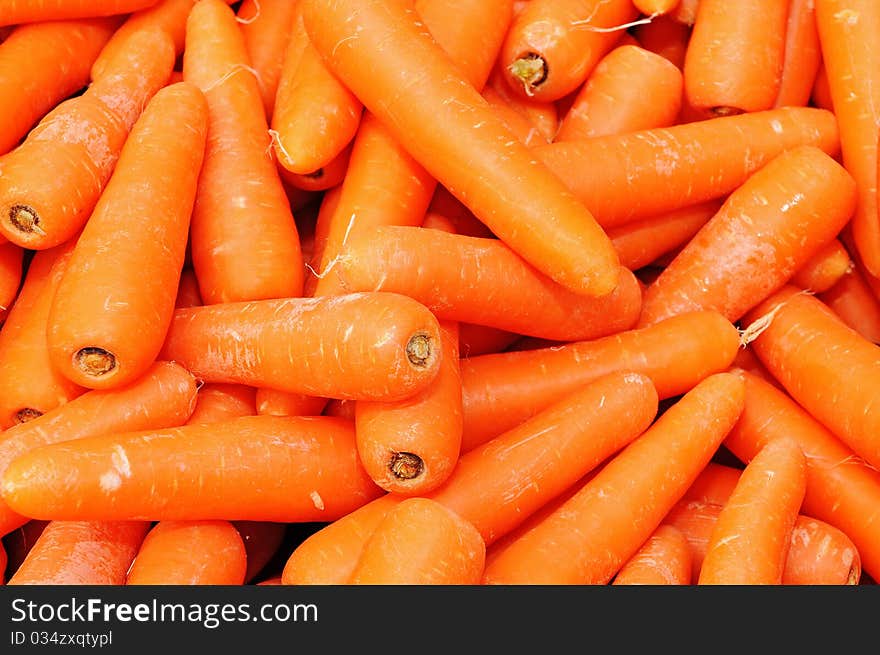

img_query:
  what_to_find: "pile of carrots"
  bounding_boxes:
[0,0,878,587]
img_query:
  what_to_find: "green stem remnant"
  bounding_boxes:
[508,53,547,96]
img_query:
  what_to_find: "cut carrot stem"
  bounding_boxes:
[183,0,303,303]
[555,44,682,141]
[460,310,740,451]
[7,521,149,585]
[632,13,690,69]
[482,372,745,584]
[773,0,822,108]
[638,145,858,326]
[790,238,853,294]
[330,225,642,341]
[2,415,383,523]
[302,0,621,297]
[45,82,208,390]
[348,498,485,585]
[160,292,443,402]
[126,520,247,585]
[499,0,640,102]
[819,266,880,344]
[612,524,692,585]
[233,521,287,583]
[0,0,159,25]
[186,383,256,426]
[238,0,298,118]
[255,388,328,418]
[533,106,840,228]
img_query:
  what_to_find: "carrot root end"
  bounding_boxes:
[405,332,436,369]
[75,347,118,379]
[7,204,46,236]
[389,451,424,481]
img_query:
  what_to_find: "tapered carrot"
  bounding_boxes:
[283,371,658,584]
[45,82,207,390]
[127,520,247,585]
[638,146,857,327]
[302,0,621,298]
[0,360,197,536]
[175,268,203,309]
[238,0,298,117]
[7,521,149,585]
[607,200,721,272]
[0,242,85,429]
[633,14,690,69]
[819,266,880,343]
[499,0,640,102]
[160,292,443,402]
[0,0,158,25]
[460,310,740,451]
[255,389,328,418]
[482,372,745,584]
[724,368,880,580]
[533,106,840,228]
[773,0,821,108]
[555,45,682,141]
[0,241,22,313]
[0,28,174,250]
[458,323,520,358]
[186,383,256,425]
[612,524,692,585]
[698,437,807,584]
[233,521,287,583]
[348,498,485,585]
[815,0,880,276]
[790,239,853,294]
[183,0,303,303]
[0,18,118,155]
[331,225,641,341]
[2,415,383,522]
[743,285,880,471]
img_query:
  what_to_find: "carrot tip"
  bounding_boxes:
[389,451,425,480]
[14,408,43,423]
[74,347,118,379]
[7,205,46,236]
[405,332,436,369]
[508,54,547,96]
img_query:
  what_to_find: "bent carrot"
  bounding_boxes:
[302,0,621,298]
[2,415,383,523]
[186,383,256,425]
[638,145,857,326]
[612,524,692,585]
[160,292,443,402]
[773,0,822,108]
[533,106,840,228]
[790,239,853,294]
[238,0,298,117]
[7,521,149,585]
[819,262,880,344]
[0,0,158,25]
[126,520,247,585]
[233,521,287,583]
[255,389,328,418]
[348,498,485,585]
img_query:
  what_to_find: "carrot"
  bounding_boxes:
[638,145,857,327]
[458,323,520,358]
[612,524,692,585]
[0,241,23,314]
[773,0,822,108]
[348,498,485,585]
[186,383,256,425]
[664,501,861,585]
[682,462,743,506]
[633,0,680,16]
[330,225,641,341]
[0,242,85,429]
[729,345,779,387]
[276,142,352,193]
[698,437,807,584]
[819,266,880,343]
[810,61,834,112]
[2,520,49,577]
[482,85,550,147]
[2,415,383,523]
[0,18,118,155]
[175,268,203,309]
[255,388,328,418]
[533,106,840,228]
[460,310,740,451]
[482,372,745,584]
[790,238,853,294]
[270,3,363,176]
[815,0,880,276]
[159,292,443,402]
[302,0,620,298]
[486,66,558,143]
[742,285,880,471]
[233,521,287,583]
[183,0,303,304]
[323,398,355,420]
[724,368,880,580]
[632,13,691,69]
[607,200,721,272]
[238,0,298,117]
[670,0,699,25]
[45,82,207,390]
[0,0,158,25]
[0,360,197,537]
[7,521,149,585]
[842,229,880,302]
[555,44,682,141]
[126,520,247,585]
[282,370,658,584]
[499,0,640,102]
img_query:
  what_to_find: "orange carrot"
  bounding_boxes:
[330,225,641,341]
[0,17,118,155]
[323,398,355,420]
[698,437,807,584]
[637,145,857,326]
[682,462,743,506]
[7,521,149,585]
[482,372,745,584]
[458,323,520,358]
[633,13,691,69]
[45,82,208,390]
[175,268,203,309]
[348,498,485,585]
[2,520,49,577]
[533,106,840,228]
[0,241,23,314]
[2,415,383,523]
[126,520,247,585]
[671,0,699,25]
[238,0,298,117]
[460,310,740,451]
[0,0,158,25]
[302,0,621,297]
[276,142,352,193]
[612,524,692,585]
[819,266,880,343]
[255,388,328,418]
[773,0,822,108]
[160,292,443,402]
[0,28,175,250]
[486,66,558,143]
[233,521,287,583]
[633,0,681,16]
[186,383,256,425]
[790,238,853,294]
[482,85,550,147]
[555,44,682,141]
[499,0,640,102]
[810,61,834,112]
[183,0,303,303]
